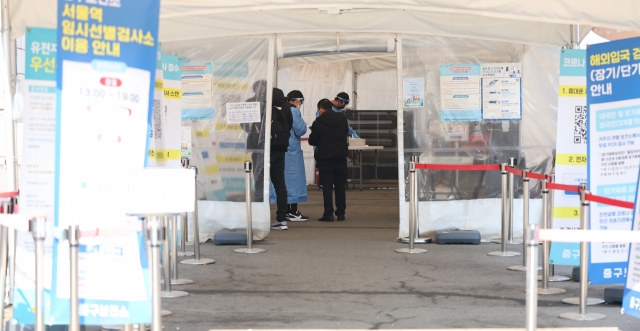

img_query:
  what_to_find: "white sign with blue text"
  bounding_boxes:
[623,166,640,318]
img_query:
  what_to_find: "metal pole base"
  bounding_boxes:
[171,278,194,285]
[538,287,566,295]
[102,325,152,331]
[177,251,194,257]
[162,310,172,316]
[398,237,432,244]
[487,251,521,257]
[559,312,606,321]
[561,297,605,305]
[234,248,266,254]
[537,275,571,282]
[161,290,189,298]
[395,248,427,254]
[491,238,522,245]
[507,265,542,272]
[180,258,216,265]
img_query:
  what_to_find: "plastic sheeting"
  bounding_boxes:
[398,36,560,238]
[162,36,272,239]
[356,70,397,110]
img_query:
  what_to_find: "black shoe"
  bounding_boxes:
[337,215,345,221]
[318,215,334,222]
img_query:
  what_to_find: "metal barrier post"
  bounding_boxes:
[538,178,565,295]
[399,156,431,244]
[68,225,80,331]
[525,224,538,331]
[560,184,605,320]
[235,161,266,254]
[147,217,164,331]
[396,161,427,254]
[178,214,193,257]
[509,169,539,271]
[181,166,216,264]
[170,216,194,285]
[507,157,522,245]
[161,216,188,298]
[30,217,46,331]
[488,164,520,257]
[543,174,570,282]
[0,202,9,331]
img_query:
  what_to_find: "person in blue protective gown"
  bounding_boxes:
[315,92,359,138]
[269,90,310,222]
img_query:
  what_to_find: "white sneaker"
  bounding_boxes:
[286,211,309,222]
[271,221,288,230]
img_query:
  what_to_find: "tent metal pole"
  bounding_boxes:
[1,0,17,191]
[570,25,580,49]
[395,37,408,239]
[263,36,276,204]
[352,60,357,111]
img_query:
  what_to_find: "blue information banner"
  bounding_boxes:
[25,27,57,81]
[48,0,160,325]
[587,37,640,285]
[623,166,640,318]
[439,64,482,122]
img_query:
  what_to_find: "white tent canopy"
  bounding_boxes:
[12,0,640,44]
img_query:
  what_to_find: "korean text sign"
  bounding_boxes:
[623,166,640,319]
[587,37,640,285]
[51,0,160,325]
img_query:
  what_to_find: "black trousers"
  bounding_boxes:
[318,160,347,217]
[270,151,288,222]
[252,152,264,202]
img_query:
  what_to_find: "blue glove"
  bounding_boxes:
[352,132,360,138]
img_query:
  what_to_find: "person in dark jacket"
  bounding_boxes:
[309,98,349,222]
[270,88,294,230]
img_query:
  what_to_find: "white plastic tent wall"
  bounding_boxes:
[6,0,640,241]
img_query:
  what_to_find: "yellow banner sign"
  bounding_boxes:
[556,153,587,165]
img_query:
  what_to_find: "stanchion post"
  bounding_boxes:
[525,224,538,331]
[181,166,216,264]
[507,157,521,245]
[560,184,605,320]
[396,161,427,254]
[161,216,188,298]
[0,202,9,331]
[68,225,80,331]
[488,164,520,257]
[543,173,570,282]
[399,156,431,244]
[538,178,565,294]
[147,217,164,331]
[170,216,193,285]
[508,169,538,271]
[178,214,193,257]
[235,161,266,254]
[30,217,46,331]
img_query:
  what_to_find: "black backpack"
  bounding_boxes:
[271,106,290,152]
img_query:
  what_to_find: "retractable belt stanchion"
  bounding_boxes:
[181,166,216,265]
[235,161,266,254]
[169,216,193,285]
[68,225,80,331]
[506,157,522,245]
[538,178,566,295]
[488,163,520,257]
[0,202,9,331]
[147,217,164,331]
[545,174,570,282]
[399,156,431,244]
[560,183,605,321]
[161,216,188,298]
[396,161,427,254]
[508,169,540,271]
[30,217,46,331]
[178,214,193,257]
[525,224,538,331]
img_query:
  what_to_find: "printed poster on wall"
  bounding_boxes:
[50,0,160,325]
[227,102,261,124]
[587,37,640,285]
[623,167,640,318]
[548,50,587,266]
[181,62,214,121]
[481,63,522,120]
[403,78,424,107]
[439,64,481,122]
[181,126,192,158]
[13,27,57,325]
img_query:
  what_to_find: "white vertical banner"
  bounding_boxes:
[156,54,182,167]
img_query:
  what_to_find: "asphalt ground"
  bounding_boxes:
[161,185,636,331]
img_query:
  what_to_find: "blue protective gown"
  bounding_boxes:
[269,106,308,204]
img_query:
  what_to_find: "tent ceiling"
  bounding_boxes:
[278,52,395,71]
[11,0,639,45]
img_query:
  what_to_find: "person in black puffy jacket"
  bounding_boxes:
[309,98,348,222]
[269,88,294,230]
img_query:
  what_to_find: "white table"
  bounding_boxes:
[348,145,384,190]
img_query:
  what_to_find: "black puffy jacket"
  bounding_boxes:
[308,110,348,165]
